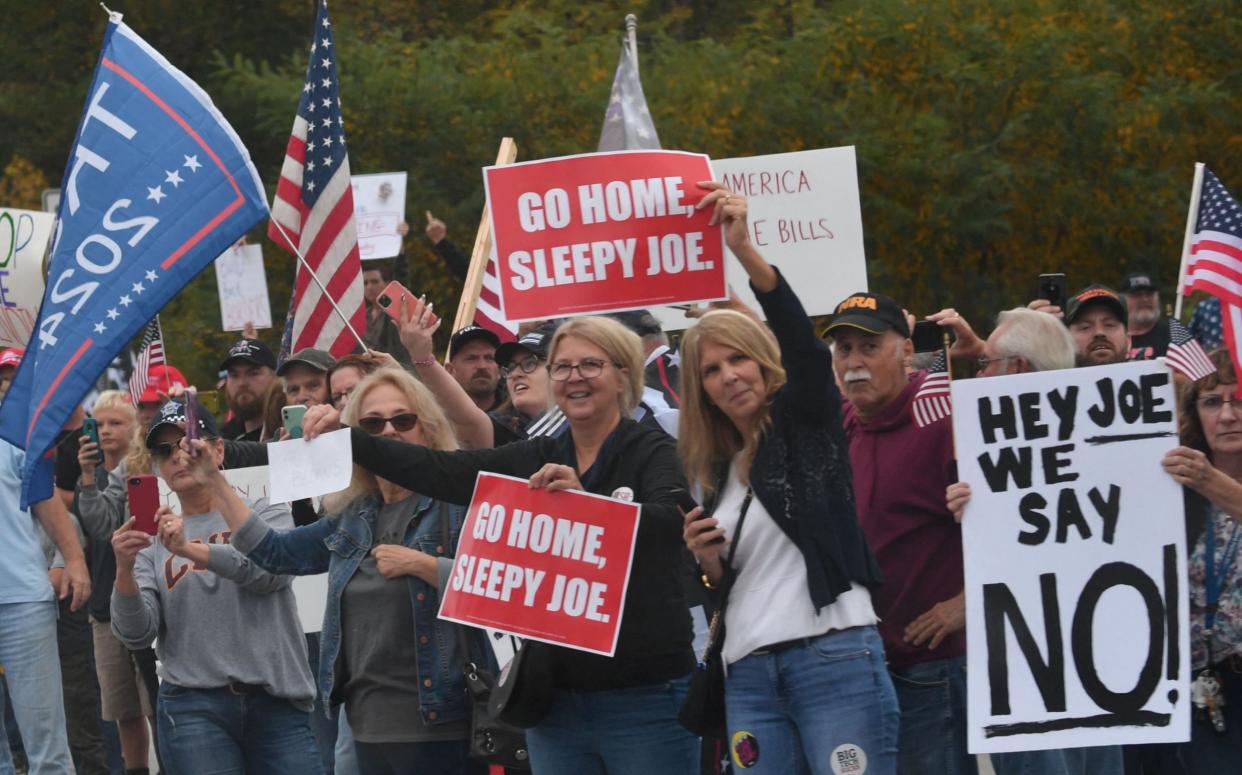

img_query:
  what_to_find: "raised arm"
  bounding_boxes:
[111,522,161,649]
[77,465,129,541]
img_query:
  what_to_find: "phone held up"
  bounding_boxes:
[672,487,724,546]
[81,418,104,463]
[281,405,308,439]
[1038,273,1067,312]
[911,320,953,354]
[127,474,160,536]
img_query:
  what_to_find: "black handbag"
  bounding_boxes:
[678,487,753,736]
[440,504,534,769]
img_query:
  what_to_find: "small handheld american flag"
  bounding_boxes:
[128,317,165,406]
[912,343,952,428]
[1180,166,1241,385]
[1165,317,1217,382]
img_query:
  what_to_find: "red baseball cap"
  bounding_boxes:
[0,348,24,369]
[138,365,187,404]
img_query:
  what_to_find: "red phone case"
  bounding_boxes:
[377,280,413,323]
[127,475,161,536]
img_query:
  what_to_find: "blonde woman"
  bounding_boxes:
[302,315,698,774]
[679,183,897,774]
[217,369,490,775]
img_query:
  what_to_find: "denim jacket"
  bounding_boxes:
[229,493,493,723]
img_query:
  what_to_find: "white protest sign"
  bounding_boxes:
[649,146,867,330]
[351,172,407,260]
[952,361,1189,753]
[0,208,54,348]
[158,465,327,634]
[267,428,353,503]
[213,243,272,331]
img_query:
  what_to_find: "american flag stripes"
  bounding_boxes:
[128,317,165,406]
[475,247,517,340]
[1165,317,1217,382]
[268,0,366,358]
[1181,168,1242,383]
[912,350,952,428]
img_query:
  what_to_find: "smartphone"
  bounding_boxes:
[911,320,951,353]
[376,280,414,323]
[1038,273,1067,311]
[183,388,198,444]
[81,418,104,463]
[672,488,724,546]
[127,475,160,536]
[281,404,307,439]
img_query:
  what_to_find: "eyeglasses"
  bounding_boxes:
[331,390,352,407]
[151,435,218,461]
[1197,395,1241,414]
[502,355,542,379]
[357,412,419,435]
[975,355,1016,371]
[548,358,616,381]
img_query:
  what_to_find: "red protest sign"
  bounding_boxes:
[484,150,726,322]
[438,472,641,656]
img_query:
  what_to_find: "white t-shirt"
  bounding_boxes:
[715,457,877,665]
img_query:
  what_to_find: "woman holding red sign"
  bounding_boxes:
[678,183,898,774]
[302,314,699,773]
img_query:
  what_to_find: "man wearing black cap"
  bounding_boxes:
[446,326,502,412]
[1120,272,1169,359]
[826,291,972,775]
[277,348,335,408]
[219,339,277,442]
[609,309,682,411]
[1064,284,1130,367]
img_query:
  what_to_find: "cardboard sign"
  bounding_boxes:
[351,172,407,260]
[484,150,726,322]
[952,361,1189,753]
[649,146,867,331]
[438,472,641,656]
[0,208,54,348]
[214,243,272,331]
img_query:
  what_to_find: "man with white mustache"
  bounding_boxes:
[827,292,974,775]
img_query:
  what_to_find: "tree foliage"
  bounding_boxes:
[1,0,1240,386]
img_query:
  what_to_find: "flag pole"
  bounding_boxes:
[449,137,518,362]
[626,14,639,74]
[1173,162,1205,320]
[943,331,957,458]
[268,217,369,353]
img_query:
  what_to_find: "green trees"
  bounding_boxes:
[1,0,1238,385]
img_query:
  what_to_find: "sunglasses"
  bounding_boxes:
[357,412,418,435]
[151,435,218,461]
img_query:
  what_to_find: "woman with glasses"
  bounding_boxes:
[209,368,490,775]
[301,314,698,775]
[491,321,566,443]
[109,398,321,775]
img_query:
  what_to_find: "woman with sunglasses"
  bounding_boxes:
[302,315,698,775]
[109,398,321,774]
[211,368,491,775]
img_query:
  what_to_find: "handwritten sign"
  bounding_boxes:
[214,243,272,331]
[952,361,1189,753]
[0,208,54,348]
[351,172,407,260]
[649,146,867,330]
[485,150,726,322]
[438,472,640,656]
[267,428,353,503]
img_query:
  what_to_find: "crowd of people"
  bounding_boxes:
[0,183,1238,775]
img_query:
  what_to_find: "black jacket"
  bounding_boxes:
[747,273,884,610]
[350,419,695,690]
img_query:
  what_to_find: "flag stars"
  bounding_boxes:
[132,282,145,294]
[146,186,166,204]
[307,160,316,172]
[93,322,107,334]
[119,294,132,307]
[321,97,331,108]
[164,169,183,188]
[322,37,332,48]
[321,57,332,69]
[321,14,330,28]
[106,308,119,320]
[322,156,333,167]
[321,77,332,89]
[303,81,312,93]
[322,117,332,129]
[307,180,317,191]
[183,155,201,172]
[145,270,158,282]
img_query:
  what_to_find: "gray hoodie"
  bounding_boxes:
[111,498,315,710]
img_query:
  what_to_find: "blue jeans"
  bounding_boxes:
[353,740,482,775]
[525,675,698,774]
[333,708,358,775]
[725,626,899,774]
[304,633,339,773]
[156,683,323,775]
[992,746,1123,775]
[889,654,975,775]
[0,601,74,774]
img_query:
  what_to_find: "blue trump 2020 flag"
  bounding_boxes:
[0,15,267,507]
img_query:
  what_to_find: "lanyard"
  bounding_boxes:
[1205,519,1242,634]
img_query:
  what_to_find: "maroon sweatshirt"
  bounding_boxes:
[842,374,966,668]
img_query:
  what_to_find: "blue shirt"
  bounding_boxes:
[0,439,54,604]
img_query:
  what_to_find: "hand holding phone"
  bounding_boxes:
[281,405,308,439]
[1038,273,1067,312]
[127,475,160,536]
[82,418,104,464]
[183,389,199,455]
[377,280,414,323]
[673,487,724,546]
[911,320,953,354]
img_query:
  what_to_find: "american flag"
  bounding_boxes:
[1182,168,1242,382]
[1166,317,1217,381]
[268,0,366,358]
[475,246,517,341]
[128,317,165,406]
[912,350,951,428]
